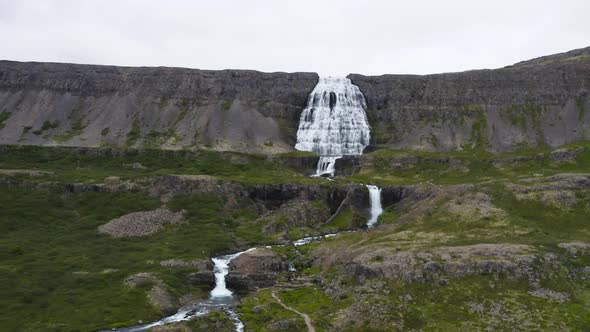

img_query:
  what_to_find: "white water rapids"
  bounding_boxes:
[109,236,335,332]
[295,77,371,176]
[210,248,256,298]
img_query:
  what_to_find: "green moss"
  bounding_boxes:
[125,118,141,147]
[0,111,11,129]
[53,118,87,143]
[174,99,192,126]
[144,129,181,148]
[320,207,354,231]
[577,97,587,121]
[277,151,317,158]
[101,127,110,136]
[222,100,232,111]
[41,120,60,131]
[239,289,304,331]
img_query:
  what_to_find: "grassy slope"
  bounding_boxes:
[241,145,590,331]
[1,144,590,330]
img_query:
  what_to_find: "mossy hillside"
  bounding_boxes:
[0,145,321,185]
[322,183,590,254]
[0,189,277,331]
[333,276,590,331]
[236,277,588,332]
[347,142,590,186]
[239,289,306,332]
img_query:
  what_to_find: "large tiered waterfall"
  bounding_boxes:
[295,77,371,176]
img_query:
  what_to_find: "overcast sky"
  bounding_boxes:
[0,0,588,76]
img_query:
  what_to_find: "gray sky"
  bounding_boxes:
[0,0,588,76]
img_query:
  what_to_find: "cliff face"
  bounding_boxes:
[350,47,590,152]
[1,47,590,154]
[0,61,318,153]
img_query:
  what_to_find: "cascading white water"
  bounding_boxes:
[366,185,383,227]
[295,77,371,176]
[109,235,340,332]
[210,248,256,299]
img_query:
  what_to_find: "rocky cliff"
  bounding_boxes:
[1,47,590,153]
[350,46,590,152]
[0,61,318,153]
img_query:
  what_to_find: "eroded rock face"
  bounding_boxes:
[350,46,590,152]
[226,248,288,291]
[508,173,590,208]
[318,243,542,283]
[0,61,318,153]
[98,208,185,237]
[260,196,331,234]
[124,272,178,314]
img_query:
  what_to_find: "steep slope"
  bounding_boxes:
[350,46,590,152]
[0,61,318,153]
[1,47,590,154]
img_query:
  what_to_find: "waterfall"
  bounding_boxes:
[109,235,339,332]
[210,248,256,299]
[366,185,383,227]
[295,77,370,176]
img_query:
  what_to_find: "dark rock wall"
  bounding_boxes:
[350,47,590,152]
[0,61,318,153]
[1,47,590,154]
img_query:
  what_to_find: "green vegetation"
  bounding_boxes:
[347,142,590,186]
[32,120,59,135]
[174,99,192,126]
[1,141,590,331]
[335,276,590,331]
[53,118,87,143]
[0,111,11,129]
[144,129,181,148]
[222,100,232,111]
[101,127,110,136]
[0,188,279,331]
[578,97,587,121]
[239,289,305,331]
[125,118,141,147]
[0,145,320,185]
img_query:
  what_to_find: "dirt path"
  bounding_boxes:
[271,289,315,332]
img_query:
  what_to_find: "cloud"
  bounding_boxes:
[0,0,588,75]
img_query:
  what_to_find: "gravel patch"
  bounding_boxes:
[98,208,184,238]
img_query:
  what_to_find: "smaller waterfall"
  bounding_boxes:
[111,234,341,331]
[366,185,383,227]
[315,156,341,177]
[210,248,256,299]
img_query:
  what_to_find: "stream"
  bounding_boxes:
[105,76,383,331]
[105,234,338,332]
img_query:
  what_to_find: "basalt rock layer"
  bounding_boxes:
[0,61,318,153]
[1,47,590,154]
[350,46,590,152]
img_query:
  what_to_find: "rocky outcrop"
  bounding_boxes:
[226,248,289,291]
[350,46,590,152]
[317,243,549,284]
[124,272,178,314]
[0,61,318,153]
[158,259,216,287]
[259,196,331,234]
[98,208,185,237]
[507,173,590,208]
